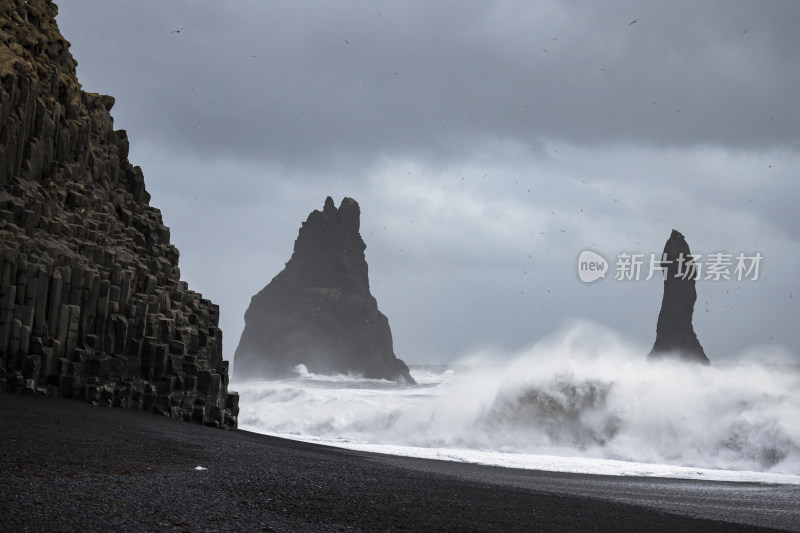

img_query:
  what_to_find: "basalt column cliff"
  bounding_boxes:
[0,1,238,427]
[234,197,415,383]
[648,229,710,365]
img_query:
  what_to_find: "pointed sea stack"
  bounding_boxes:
[233,197,415,383]
[648,230,710,364]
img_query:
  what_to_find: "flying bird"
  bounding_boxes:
[171,27,185,34]
[629,19,638,25]
[345,39,350,44]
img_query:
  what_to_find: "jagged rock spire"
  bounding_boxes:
[233,197,415,383]
[648,230,710,364]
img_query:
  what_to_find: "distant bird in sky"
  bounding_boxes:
[171,27,185,34]
[542,48,548,53]
[345,39,350,45]
[629,19,638,25]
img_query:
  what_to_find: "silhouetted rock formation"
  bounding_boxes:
[234,197,414,383]
[0,0,238,427]
[648,230,710,365]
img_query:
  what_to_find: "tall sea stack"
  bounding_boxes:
[648,229,710,364]
[0,1,238,427]
[233,197,414,383]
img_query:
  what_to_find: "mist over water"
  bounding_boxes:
[235,322,800,478]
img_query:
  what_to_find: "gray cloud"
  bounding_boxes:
[63,1,800,165]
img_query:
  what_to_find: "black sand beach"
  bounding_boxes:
[1,394,797,532]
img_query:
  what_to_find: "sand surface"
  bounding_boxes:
[1,394,796,532]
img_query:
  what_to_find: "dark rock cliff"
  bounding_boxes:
[233,197,414,383]
[0,0,238,427]
[647,229,710,365]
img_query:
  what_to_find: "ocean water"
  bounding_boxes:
[234,322,800,484]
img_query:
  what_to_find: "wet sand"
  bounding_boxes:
[0,393,796,532]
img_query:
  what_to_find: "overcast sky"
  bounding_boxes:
[56,1,800,367]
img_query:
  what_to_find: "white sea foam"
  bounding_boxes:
[234,322,800,484]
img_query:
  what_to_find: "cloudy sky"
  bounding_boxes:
[56,1,799,367]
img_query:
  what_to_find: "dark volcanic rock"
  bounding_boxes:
[233,197,414,383]
[0,1,237,427]
[647,230,710,364]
